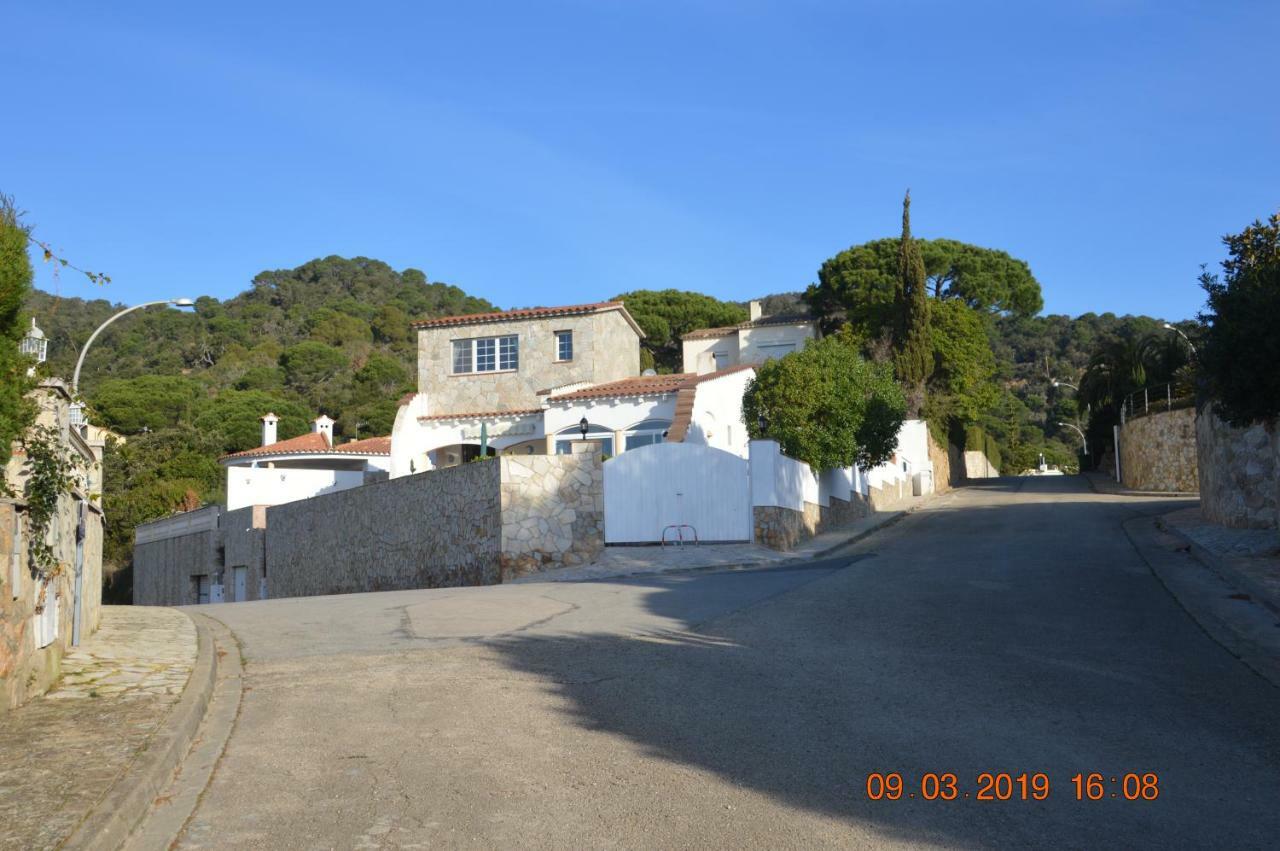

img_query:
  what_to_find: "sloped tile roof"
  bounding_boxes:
[410,301,644,336]
[417,408,543,422]
[221,432,391,462]
[547,364,756,403]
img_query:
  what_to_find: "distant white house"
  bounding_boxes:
[220,414,390,510]
[681,300,818,375]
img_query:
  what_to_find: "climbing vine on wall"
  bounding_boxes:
[21,426,75,610]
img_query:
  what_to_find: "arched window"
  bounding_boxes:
[623,419,673,451]
[554,423,614,456]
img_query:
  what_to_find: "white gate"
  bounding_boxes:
[604,443,752,543]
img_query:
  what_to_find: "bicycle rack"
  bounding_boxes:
[661,524,699,546]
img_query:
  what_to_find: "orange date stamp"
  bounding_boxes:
[865,772,1160,801]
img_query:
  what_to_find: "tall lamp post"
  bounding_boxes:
[1057,421,1088,455]
[72,298,196,393]
[1161,322,1197,357]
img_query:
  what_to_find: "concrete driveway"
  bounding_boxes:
[178,476,1280,849]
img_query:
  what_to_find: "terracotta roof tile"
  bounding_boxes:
[221,431,392,462]
[417,408,543,422]
[410,301,642,334]
[547,373,693,402]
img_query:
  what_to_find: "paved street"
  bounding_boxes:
[180,476,1280,849]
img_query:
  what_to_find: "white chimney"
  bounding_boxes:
[312,414,335,447]
[260,412,279,447]
[748,300,763,322]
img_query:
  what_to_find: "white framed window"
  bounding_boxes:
[623,419,672,451]
[555,330,573,362]
[757,343,796,361]
[452,335,519,374]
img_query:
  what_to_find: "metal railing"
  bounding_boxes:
[1120,382,1194,423]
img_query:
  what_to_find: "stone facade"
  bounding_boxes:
[499,454,604,579]
[133,505,222,606]
[1197,408,1278,530]
[1118,406,1198,493]
[2,383,105,713]
[416,307,640,414]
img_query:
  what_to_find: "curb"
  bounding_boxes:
[64,610,218,851]
[1155,516,1280,617]
[1083,471,1197,498]
[122,613,245,850]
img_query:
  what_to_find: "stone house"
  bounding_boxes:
[1,382,105,712]
[680,300,818,375]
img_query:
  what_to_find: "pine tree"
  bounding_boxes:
[893,190,933,414]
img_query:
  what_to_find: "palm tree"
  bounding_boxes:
[1079,336,1148,412]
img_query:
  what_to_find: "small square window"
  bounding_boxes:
[499,335,519,370]
[556,330,573,362]
[475,338,496,372]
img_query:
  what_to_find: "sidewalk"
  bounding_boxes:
[0,606,198,851]
[1162,507,1280,613]
[511,495,929,584]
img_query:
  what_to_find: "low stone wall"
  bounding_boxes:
[1197,408,1278,529]
[1118,406,1198,493]
[963,451,999,479]
[134,506,221,606]
[265,461,504,597]
[134,456,606,604]
[499,455,604,580]
[928,431,962,492]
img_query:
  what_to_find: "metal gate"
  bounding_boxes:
[604,443,751,543]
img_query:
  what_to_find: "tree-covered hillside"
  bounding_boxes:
[25,256,497,596]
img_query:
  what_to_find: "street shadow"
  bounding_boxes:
[486,476,1280,847]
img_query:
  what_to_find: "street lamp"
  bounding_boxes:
[1057,421,1088,454]
[72,298,196,393]
[1051,379,1078,391]
[1161,323,1197,357]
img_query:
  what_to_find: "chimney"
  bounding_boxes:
[260,412,279,447]
[748,300,762,322]
[312,414,335,447]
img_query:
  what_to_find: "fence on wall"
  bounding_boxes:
[1120,382,1194,424]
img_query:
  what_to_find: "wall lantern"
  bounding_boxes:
[578,416,589,439]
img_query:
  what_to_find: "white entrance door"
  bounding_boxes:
[604,442,751,543]
[233,566,247,602]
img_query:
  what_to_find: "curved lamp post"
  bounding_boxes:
[1051,379,1078,391]
[1057,421,1088,454]
[1161,322,1197,357]
[72,298,195,393]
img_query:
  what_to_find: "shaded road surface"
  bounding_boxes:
[181,476,1280,848]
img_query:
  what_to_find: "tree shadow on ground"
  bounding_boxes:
[488,477,1280,847]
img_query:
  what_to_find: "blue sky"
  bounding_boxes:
[6,1,1277,321]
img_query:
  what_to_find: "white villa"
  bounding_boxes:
[220,414,391,510]
[681,300,819,374]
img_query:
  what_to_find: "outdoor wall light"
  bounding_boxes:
[578,416,589,439]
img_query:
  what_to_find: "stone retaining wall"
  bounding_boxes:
[1197,408,1278,529]
[499,455,604,580]
[1117,406,1198,492]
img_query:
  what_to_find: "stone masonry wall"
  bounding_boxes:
[1118,406,1198,493]
[417,309,639,414]
[265,460,503,598]
[928,430,962,492]
[498,455,604,580]
[963,451,1000,479]
[753,494,873,551]
[222,505,267,601]
[1197,408,1278,529]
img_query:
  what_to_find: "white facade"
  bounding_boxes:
[681,302,819,375]
[225,467,370,512]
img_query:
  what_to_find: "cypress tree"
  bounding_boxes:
[893,190,933,414]
[0,196,34,470]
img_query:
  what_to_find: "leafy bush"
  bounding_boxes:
[742,331,906,470]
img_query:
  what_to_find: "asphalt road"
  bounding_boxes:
[180,476,1280,849]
